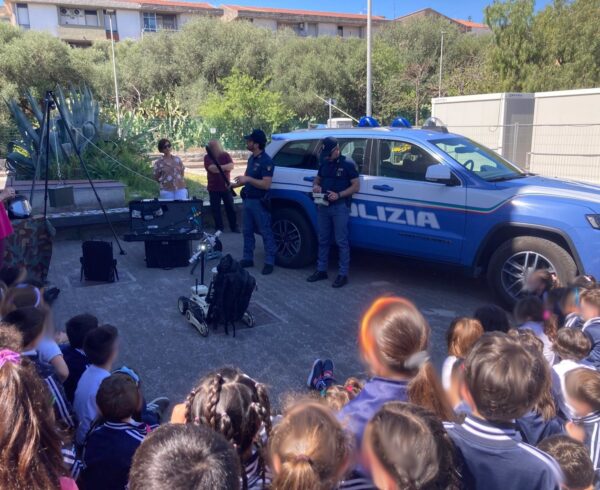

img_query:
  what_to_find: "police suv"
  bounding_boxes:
[265,123,600,305]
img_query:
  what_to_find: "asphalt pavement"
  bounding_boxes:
[48,231,495,412]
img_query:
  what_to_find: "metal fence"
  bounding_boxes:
[445,123,600,185]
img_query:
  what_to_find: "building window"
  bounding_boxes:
[306,23,318,37]
[143,12,177,32]
[104,10,117,32]
[84,10,98,26]
[59,7,99,26]
[16,3,30,28]
[337,25,344,37]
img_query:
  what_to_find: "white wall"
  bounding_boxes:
[317,22,338,36]
[432,94,506,152]
[251,18,276,30]
[530,88,600,184]
[28,3,59,36]
[343,25,362,38]
[116,9,141,40]
[179,13,195,27]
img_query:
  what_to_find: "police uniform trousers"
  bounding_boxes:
[317,202,350,276]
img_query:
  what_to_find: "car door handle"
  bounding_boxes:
[303,176,316,182]
[373,184,394,192]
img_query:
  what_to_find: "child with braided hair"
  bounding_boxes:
[172,367,272,490]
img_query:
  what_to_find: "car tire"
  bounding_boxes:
[177,296,189,315]
[487,236,577,307]
[272,207,316,268]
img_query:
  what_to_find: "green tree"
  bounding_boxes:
[198,71,295,149]
[484,0,536,91]
[374,18,463,124]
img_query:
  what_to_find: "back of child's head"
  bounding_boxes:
[268,400,350,490]
[321,377,363,411]
[0,349,65,489]
[554,328,591,362]
[0,284,43,317]
[537,435,594,490]
[0,324,23,352]
[66,313,99,349]
[2,306,46,349]
[569,275,597,290]
[129,423,241,490]
[464,333,546,422]
[360,297,454,421]
[514,295,558,341]
[446,317,483,358]
[83,324,119,366]
[507,329,556,420]
[184,366,271,489]
[96,373,140,422]
[364,402,459,490]
[473,305,511,333]
[565,368,600,414]
[581,288,600,319]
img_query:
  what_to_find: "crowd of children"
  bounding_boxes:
[1,264,600,490]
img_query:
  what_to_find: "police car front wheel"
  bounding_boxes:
[487,236,577,306]
[272,207,316,269]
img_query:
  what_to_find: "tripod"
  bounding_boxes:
[30,90,125,255]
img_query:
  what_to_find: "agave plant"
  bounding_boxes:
[5,85,117,179]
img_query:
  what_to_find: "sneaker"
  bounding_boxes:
[262,264,274,275]
[332,275,348,288]
[239,259,254,268]
[307,270,328,282]
[322,359,336,387]
[146,397,170,421]
[307,359,323,389]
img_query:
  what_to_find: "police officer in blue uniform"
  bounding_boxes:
[307,137,360,288]
[232,129,277,275]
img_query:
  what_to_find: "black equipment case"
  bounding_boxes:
[124,199,204,269]
[80,240,119,282]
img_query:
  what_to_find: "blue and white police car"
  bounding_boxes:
[265,121,600,305]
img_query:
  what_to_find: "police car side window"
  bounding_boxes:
[378,140,438,182]
[272,140,319,170]
[337,139,368,174]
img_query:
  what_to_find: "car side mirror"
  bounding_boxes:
[426,164,458,186]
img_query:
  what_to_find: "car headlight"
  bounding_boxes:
[586,215,600,229]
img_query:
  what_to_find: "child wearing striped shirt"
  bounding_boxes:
[82,373,157,490]
[565,368,600,473]
[446,333,563,490]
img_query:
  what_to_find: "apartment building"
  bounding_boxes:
[3,0,222,45]
[394,8,490,34]
[221,4,386,38]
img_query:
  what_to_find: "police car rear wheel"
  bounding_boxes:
[487,237,577,306]
[272,208,316,268]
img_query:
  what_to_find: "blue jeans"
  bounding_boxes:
[317,203,350,276]
[242,198,276,265]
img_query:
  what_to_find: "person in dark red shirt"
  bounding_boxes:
[204,140,239,233]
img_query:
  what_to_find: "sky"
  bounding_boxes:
[220,0,554,22]
[0,0,555,23]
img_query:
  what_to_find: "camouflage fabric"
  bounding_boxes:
[4,216,55,282]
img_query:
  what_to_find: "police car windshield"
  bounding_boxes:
[432,137,526,181]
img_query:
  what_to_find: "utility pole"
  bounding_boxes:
[438,31,445,98]
[107,10,121,137]
[366,0,372,117]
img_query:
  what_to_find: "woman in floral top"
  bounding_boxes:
[153,139,188,200]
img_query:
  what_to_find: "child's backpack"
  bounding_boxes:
[80,241,119,283]
[207,254,256,337]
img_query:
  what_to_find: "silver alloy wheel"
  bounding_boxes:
[273,219,302,259]
[500,251,556,301]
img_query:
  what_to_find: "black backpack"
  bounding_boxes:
[80,241,119,283]
[207,254,256,336]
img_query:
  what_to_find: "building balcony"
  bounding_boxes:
[58,24,107,42]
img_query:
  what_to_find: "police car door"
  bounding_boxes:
[356,138,467,262]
